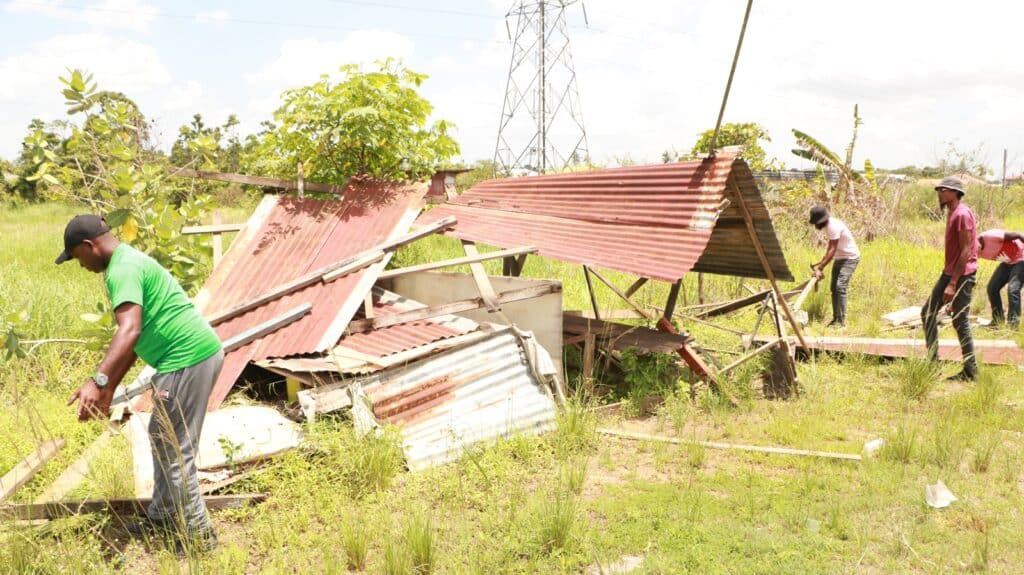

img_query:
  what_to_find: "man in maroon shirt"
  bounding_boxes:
[921,176,979,381]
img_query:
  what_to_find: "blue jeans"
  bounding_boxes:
[986,261,1024,327]
[922,273,977,377]
[829,258,859,326]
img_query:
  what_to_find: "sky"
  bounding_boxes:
[1,0,1023,175]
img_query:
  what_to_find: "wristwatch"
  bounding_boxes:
[92,372,110,389]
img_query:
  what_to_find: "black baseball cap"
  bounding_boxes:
[55,214,110,264]
[808,206,829,225]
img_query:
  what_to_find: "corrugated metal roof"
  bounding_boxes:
[339,288,478,358]
[255,288,482,377]
[417,154,792,282]
[353,328,557,470]
[194,180,428,410]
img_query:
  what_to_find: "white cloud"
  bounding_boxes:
[242,31,416,133]
[3,0,159,32]
[195,9,229,26]
[0,32,174,157]
[439,0,1024,172]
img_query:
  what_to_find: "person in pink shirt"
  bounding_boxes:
[978,229,1024,327]
[922,176,979,381]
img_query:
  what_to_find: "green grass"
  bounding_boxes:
[4,190,1024,573]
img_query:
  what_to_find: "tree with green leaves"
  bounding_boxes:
[690,122,780,171]
[25,69,211,293]
[791,104,871,205]
[244,59,459,184]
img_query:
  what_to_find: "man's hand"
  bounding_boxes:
[67,378,113,422]
[811,265,824,280]
[942,283,957,304]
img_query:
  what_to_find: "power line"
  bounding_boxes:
[4,0,505,44]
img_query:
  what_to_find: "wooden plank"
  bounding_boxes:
[224,304,312,352]
[729,179,808,351]
[346,284,561,332]
[718,338,782,375]
[0,439,66,503]
[0,494,266,521]
[751,335,1024,365]
[597,428,862,462]
[180,223,244,235]
[206,216,455,326]
[461,241,501,312]
[171,168,351,195]
[792,276,819,311]
[35,430,114,503]
[378,246,536,279]
[200,469,260,495]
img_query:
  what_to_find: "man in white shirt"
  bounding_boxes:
[809,206,861,328]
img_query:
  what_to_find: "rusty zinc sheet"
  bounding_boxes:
[417,154,792,282]
[353,327,558,470]
[193,181,427,410]
[255,288,481,377]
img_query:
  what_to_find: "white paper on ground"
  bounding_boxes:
[925,480,958,508]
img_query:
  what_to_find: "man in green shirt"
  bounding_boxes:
[57,214,223,552]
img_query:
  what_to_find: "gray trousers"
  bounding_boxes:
[830,258,859,325]
[147,350,224,533]
[922,274,977,377]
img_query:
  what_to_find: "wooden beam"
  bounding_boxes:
[582,266,601,321]
[729,179,807,350]
[624,277,649,298]
[718,338,782,376]
[663,280,681,321]
[597,428,861,461]
[206,216,456,326]
[377,246,536,280]
[461,241,501,312]
[35,431,114,503]
[180,223,244,235]
[211,211,224,267]
[1,494,266,521]
[346,283,561,332]
[0,439,66,503]
[792,276,819,311]
[224,304,312,352]
[587,268,650,319]
[171,168,351,195]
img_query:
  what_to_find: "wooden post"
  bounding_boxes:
[729,179,807,350]
[663,279,682,321]
[583,266,601,321]
[297,161,305,198]
[624,277,649,298]
[211,210,224,268]
[582,333,596,393]
[461,241,504,315]
[698,273,705,304]
[286,378,301,403]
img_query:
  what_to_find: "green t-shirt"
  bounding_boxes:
[105,244,222,373]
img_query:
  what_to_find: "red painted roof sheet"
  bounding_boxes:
[338,288,477,358]
[417,155,792,282]
[194,180,427,409]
